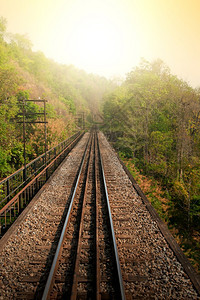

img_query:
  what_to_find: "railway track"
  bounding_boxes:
[0,130,199,299]
[42,131,125,299]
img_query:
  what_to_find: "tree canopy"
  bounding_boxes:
[102,59,200,270]
[0,17,115,178]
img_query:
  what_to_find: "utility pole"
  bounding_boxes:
[17,99,48,182]
[44,100,47,165]
[22,99,26,181]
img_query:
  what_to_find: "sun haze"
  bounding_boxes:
[0,0,200,87]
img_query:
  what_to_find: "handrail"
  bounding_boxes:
[0,132,82,207]
[0,132,84,237]
[0,132,80,185]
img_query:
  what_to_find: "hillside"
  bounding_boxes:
[0,17,115,178]
[101,59,200,270]
[1,15,199,272]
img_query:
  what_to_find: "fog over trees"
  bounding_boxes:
[0,16,199,271]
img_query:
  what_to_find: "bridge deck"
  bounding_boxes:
[0,132,199,299]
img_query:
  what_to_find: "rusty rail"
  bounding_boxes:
[70,135,93,299]
[42,131,92,300]
[94,133,100,299]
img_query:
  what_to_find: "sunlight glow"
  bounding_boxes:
[2,0,200,85]
[47,0,142,77]
[67,15,124,72]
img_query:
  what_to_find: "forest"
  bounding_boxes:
[0,15,199,271]
[0,17,115,179]
[102,59,200,270]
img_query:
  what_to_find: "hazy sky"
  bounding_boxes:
[0,0,200,87]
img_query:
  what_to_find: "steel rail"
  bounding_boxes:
[70,133,94,299]
[42,132,92,300]
[42,130,126,299]
[97,132,126,300]
[94,133,101,300]
[118,154,200,296]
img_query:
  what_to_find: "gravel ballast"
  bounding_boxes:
[0,131,199,299]
[99,132,199,299]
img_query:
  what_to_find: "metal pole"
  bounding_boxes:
[83,112,85,130]
[17,99,48,180]
[44,100,47,165]
[22,99,26,182]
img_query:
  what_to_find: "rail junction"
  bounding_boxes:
[0,130,199,299]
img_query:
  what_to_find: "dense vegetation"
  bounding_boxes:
[0,17,114,179]
[1,15,199,271]
[102,59,200,270]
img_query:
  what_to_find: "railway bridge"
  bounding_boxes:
[0,131,199,299]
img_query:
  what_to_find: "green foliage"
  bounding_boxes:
[59,96,76,114]
[0,147,11,178]
[171,180,189,203]
[0,17,6,40]
[16,90,30,100]
[0,65,21,99]
[11,33,33,50]
[102,58,200,270]
[102,58,200,195]
[9,142,24,169]
[46,103,57,119]
[0,17,114,179]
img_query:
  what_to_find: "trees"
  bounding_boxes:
[0,17,7,41]
[0,16,115,178]
[102,59,200,240]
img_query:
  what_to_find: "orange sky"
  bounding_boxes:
[0,0,200,87]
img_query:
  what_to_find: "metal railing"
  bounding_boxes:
[0,132,81,208]
[0,132,84,236]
